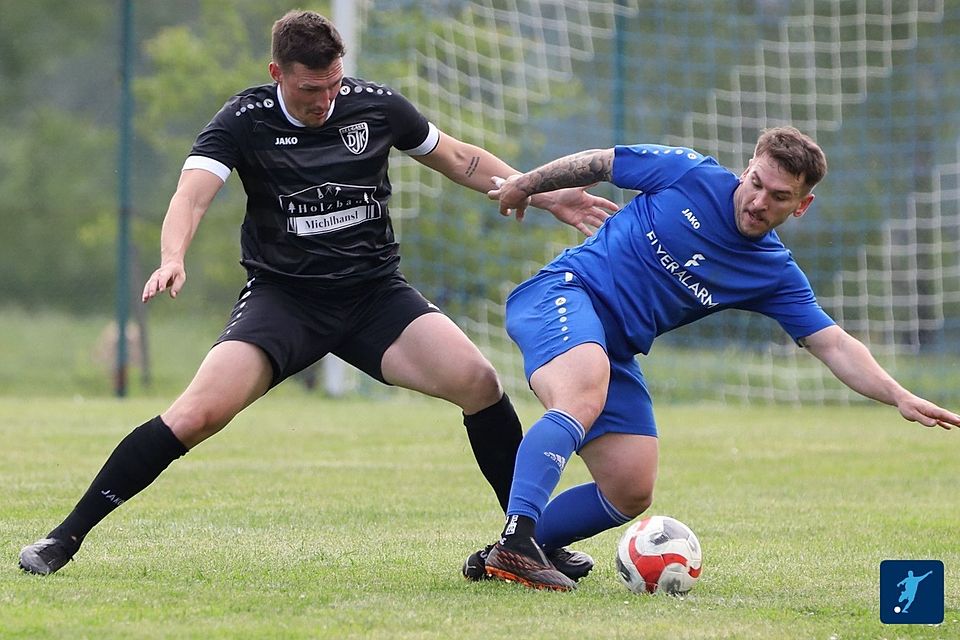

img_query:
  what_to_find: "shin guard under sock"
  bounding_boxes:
[506,409,584,522]
[50,416,187,546]
[463,393,523,512]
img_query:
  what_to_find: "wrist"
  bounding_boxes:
[159,256,185,268]
[528,192,551,209]
[892,387,914,407]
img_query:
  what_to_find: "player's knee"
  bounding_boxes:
[614,486,654,519]
[162,400,231,447]
[454,358,503,411]
[553,392,606,431]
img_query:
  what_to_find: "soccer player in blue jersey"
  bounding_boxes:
[18,10,615,576]
[462,127,960,590]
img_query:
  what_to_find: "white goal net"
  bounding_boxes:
[355,0,959,405]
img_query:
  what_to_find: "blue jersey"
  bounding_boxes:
[543,144,835,356]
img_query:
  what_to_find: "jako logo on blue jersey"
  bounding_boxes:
[681,207,701,229]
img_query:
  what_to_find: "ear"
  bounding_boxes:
[268,61,282,84]
[793,193,815,218]
[740,157,755,180]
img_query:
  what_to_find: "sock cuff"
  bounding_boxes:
[541,409,585,448]
[147,416,188,457]
[595,485,631,525]
[463,392,511,426]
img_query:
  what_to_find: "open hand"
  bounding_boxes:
[898,393,960,430]
[142,262,186,302]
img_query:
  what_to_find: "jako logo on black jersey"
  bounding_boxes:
[275,137,298,146]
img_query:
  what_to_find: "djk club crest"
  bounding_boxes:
[339,122,369,154]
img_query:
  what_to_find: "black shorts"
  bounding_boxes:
[213,270,442,387]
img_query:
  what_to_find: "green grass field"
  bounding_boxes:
[1,396,956,639]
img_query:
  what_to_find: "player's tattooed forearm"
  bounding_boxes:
[525,149,612,193]
[464,156,480,178]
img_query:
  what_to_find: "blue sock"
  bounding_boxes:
[506,410,585,521]
[535,482,631,551]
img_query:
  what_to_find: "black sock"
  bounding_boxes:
[463,393,523,512]
[49,416,188,547]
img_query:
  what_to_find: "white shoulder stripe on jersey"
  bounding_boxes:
[182,155,231,182]
[401,122,440,157]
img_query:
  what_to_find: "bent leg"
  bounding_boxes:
[49,341,272,547]
[534,434,656,551]
[482,273,611,587]
[381,313,520,511]
[499,270,612,532]
[380,312,502,413]
[535,349,659,549]
[529,342,610,427]
[579,433,659,518]
[482,342,610,590]
[162,340,273,448]
[535,482,631,551]
[505,342,610,524]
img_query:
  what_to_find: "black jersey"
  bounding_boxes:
[185,77,438,286]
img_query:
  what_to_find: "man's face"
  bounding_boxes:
[732,153,814,239]
[269,58,344,128]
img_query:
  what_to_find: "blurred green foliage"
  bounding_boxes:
[0,0,565,319]
[0,1,334,315]
[2,1,959,405]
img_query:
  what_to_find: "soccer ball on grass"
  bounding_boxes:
[616,515,702,595]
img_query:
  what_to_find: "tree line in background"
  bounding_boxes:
[0,0,570,321]
[3,0,958,337]
[1,0,261,314]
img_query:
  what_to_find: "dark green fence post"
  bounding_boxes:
[115,0,134,397]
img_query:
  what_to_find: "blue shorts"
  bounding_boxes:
[505,270,657,446]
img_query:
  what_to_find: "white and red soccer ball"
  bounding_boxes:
[616,515,702,595]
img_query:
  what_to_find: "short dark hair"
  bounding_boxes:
[753,126,828,192]
[271,10,345,70]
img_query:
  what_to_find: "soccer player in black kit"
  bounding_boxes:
[18,10,615,576]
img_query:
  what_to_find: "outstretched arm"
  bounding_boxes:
[487,148,615,220]
[801,324,960,430]
[414,133,616,235]
[141,168,223,302]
